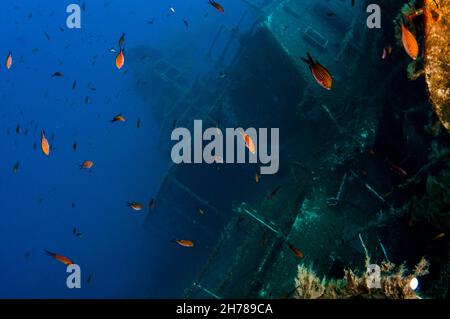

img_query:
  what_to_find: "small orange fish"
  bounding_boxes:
[287,243,304,259]
[6,51,12,69]
[45,250,74,266]
[41,131,50,156]
[387,43,392,55]
[433,232,445,241]
[80,160,94,169]
[111,114,125,122]
[255,172,260,183]
[115,49,125,69]
[127,202,143,211]
[401,23,419,60]
[239,131,256,154]
[174,239,194,247]
[209,0,224,13]
[301,52,333,90]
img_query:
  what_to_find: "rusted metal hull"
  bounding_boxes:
[423,0,450,131]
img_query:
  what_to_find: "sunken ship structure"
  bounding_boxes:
[128,0,449,299]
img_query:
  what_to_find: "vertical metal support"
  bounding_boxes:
[184,215,240,298]
[205,25,225,61]
[235,203,283,238]
[197,284,222,299]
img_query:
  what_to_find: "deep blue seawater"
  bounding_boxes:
[0,0,256,298]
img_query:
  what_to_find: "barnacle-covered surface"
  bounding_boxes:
[423,0,450,132]
[397,0,450,131]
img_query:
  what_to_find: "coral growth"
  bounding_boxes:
[294,258,429,299]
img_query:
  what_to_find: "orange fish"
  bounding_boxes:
[41,131,50,156]
[255,172,260,183]
[45,250,74,266]
[127,202,143,211]
[110,114,125,122]
[301,52,333,90]
[387,43,392,55]
[209,0,224,13]
[287,243,304,259]
[433,232,445,241]
[80,160,94,169]
[6,51,12,69]
[239,131,256,154]
[401,23,419,60]
[174,239,194,247]
[115,49,125,69]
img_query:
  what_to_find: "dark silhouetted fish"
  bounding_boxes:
[266,185,282,200]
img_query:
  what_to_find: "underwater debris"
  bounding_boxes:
[320,104,344,134]
[398,148,450,190]
[349,170,388,206]
[266,185,282,200]
[377,235,391,263]
[326,172,347,207]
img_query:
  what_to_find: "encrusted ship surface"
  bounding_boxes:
[423,0,450,131]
